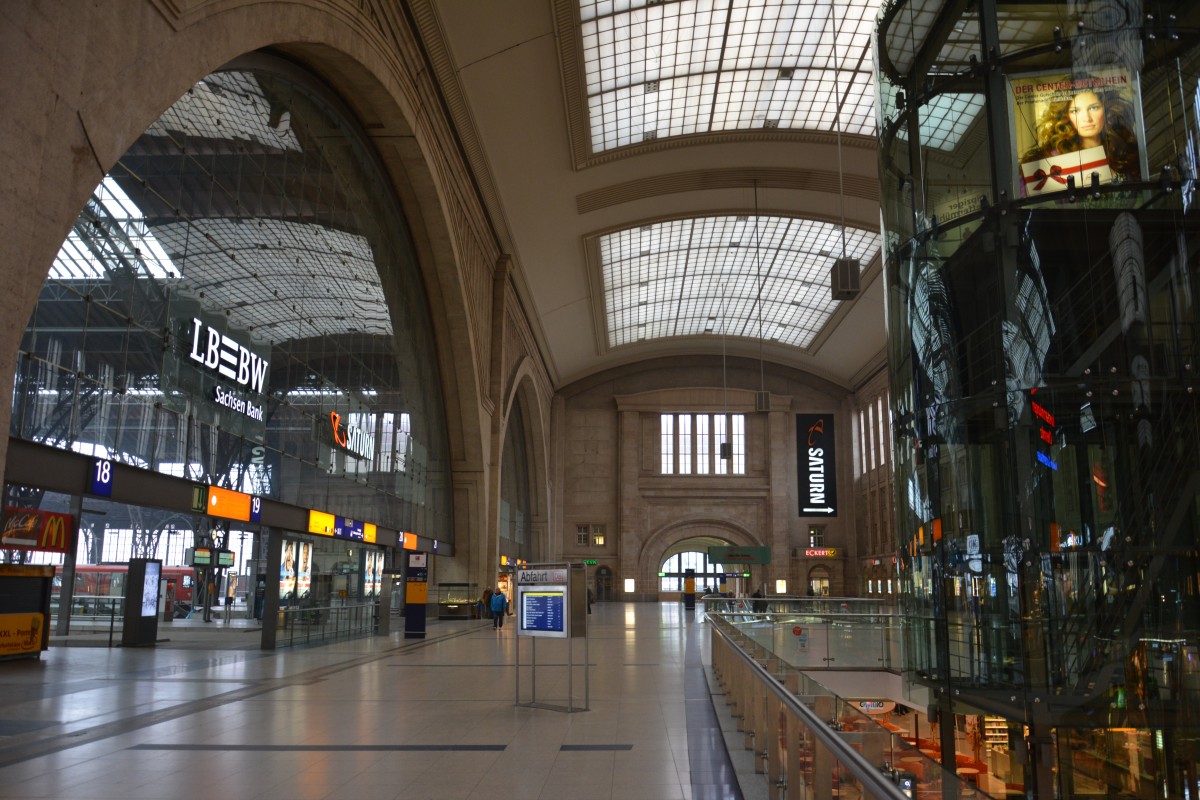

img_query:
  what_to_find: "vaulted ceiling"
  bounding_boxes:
[418,0,887,390]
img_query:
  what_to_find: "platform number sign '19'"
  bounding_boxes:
[250,496,262,524]
[90,458,114,497]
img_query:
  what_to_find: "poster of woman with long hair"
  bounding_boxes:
[1009,66,1146,197]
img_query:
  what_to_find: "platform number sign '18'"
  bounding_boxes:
[90,458,114,497]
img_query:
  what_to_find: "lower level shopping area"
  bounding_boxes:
[708,598,1199,799]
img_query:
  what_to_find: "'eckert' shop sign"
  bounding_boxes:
[796,414,837,517]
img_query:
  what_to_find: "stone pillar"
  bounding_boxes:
[766,400,792,593]
[616,408,642,599]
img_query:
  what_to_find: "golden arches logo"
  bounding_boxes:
[40,515,68,551]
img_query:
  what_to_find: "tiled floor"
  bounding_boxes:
[0,602,744,800]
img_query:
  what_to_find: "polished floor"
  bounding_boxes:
[0,603,749,800]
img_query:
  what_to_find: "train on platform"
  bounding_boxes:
[52,564,196,618]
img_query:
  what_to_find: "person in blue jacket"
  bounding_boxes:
[490,587,507,629]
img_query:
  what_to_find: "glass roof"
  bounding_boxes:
[52,178,175,280]
[601,215,879,349]
[51,181,389,345]
[579,0,881,152]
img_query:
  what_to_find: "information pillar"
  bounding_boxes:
[404,552,427,639]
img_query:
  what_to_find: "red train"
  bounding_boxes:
[52,564,196,617]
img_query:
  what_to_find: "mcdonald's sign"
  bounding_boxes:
[1,507,74,554]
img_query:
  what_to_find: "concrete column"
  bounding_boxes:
[616,408,642,598]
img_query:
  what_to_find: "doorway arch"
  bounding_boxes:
[654,533,759,601]
[595,565,614,602]
[807,565,832,597]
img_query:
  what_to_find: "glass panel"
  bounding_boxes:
[579,0,880,153]
[600,216,880,349]
[14,62,454,555]
[661,413,674,473]
[731,413,745,474]
[678,413,692,474]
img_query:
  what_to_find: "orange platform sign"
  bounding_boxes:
[206,486,252,522]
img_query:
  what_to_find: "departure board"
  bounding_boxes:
[518,585,568,638]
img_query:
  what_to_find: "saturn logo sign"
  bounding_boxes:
[329,412,375,461]
[807,418,825,447]
[330,411,348,448]
[796,414,838,517]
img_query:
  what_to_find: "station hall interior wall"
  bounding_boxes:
[552,356,861,597]
[2,2,886,599]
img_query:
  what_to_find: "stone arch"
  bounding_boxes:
[629,517,765,599]
[1,3,490,558]
[480,357,552,591]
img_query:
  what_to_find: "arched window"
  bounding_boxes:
[659,551,736,592]
[499,399,532,550]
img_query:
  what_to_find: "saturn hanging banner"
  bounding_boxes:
[796,415,837,517]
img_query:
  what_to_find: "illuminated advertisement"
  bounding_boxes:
[364,550,383,597]
[162,314,270,436]
[280,541,297,600]
[141,562,161,617]
[0,613,45,656]
[0,508,73,553]
[297,542,312,598]
[796,415,838,517]
[1009,66,1146,197]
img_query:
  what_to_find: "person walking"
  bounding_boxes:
[490,587,507,629]
[481,587,493,621]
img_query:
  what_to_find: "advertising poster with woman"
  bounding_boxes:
[280,541,296,601]
[297,542,312,598]
[1009,67,1146,197]
[364,551,382,597]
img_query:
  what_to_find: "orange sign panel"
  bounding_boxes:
[1,508,73,553]
[308,510,336,536]
[206,486,251,522]
[0,613,46,656]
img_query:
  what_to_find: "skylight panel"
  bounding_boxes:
[145,72,302,152]
[581,0,881,153]
[917,93,985,151]
[50,177,175,281]
[601,216,880,349]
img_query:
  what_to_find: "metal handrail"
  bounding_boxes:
[709,619,911,800]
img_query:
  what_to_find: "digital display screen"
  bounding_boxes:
[142,562,161,617]
[518,585,567,639]
[217,549,235,568]
[192,547,212,566]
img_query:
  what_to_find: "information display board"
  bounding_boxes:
[517,585,568,638]
[122,559,161,647]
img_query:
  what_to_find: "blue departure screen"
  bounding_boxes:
[521,590,564,633]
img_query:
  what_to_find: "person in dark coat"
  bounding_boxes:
[490,587,507,629]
